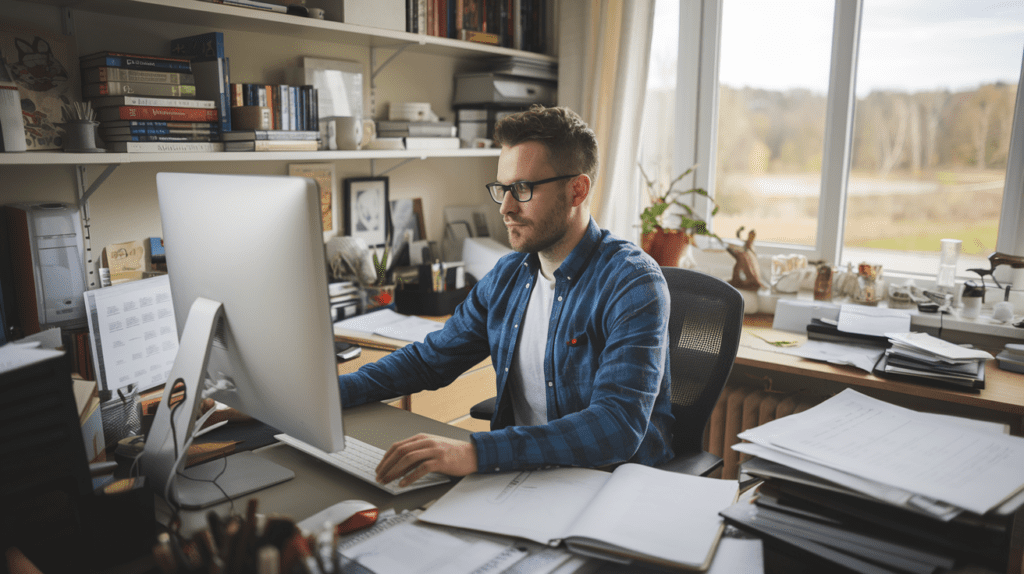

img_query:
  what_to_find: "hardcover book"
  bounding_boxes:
[80,51,192,72]
[221,129,319,141]
[100,120,216,130]
[223,139,319,151]
[103,140,224,152]
[86,95,215,109]
[95,105,218,123]
[99,126,217,136]
[82,67,194,85]
[83,81,197,98]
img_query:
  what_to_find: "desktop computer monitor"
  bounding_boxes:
[143,172,343,509]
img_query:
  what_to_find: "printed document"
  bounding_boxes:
[85,275,178,392]
[738,388,1024,515]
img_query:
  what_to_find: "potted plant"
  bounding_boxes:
[638,164,721,267]
[365,243,395,310]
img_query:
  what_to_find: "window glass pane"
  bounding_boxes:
[844,0,1023,277]
[639,0,679,205]
[714,0,834,246]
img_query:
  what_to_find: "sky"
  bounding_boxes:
[648,0,1024,97]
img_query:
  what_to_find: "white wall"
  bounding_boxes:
[0,0,508,262]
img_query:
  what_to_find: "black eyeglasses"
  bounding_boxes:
[486,174,580,204]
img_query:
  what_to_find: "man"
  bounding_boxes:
[339,105,675,488]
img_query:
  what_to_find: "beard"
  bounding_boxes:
[504,190,571,253]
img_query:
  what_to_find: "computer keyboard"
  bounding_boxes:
[274,433,451,495]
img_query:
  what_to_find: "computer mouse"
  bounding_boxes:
[299,499,379,535]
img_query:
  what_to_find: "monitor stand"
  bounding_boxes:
[141,297,294,510]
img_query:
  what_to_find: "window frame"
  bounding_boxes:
[675,0,1024,286]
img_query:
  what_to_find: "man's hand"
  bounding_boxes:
[375,433,478,487]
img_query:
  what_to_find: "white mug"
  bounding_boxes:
[330,116,375,150]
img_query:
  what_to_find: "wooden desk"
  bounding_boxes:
[167,401,471,535]
[731,315,1024,434]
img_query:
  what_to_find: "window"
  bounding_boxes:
[654,0,1024,282]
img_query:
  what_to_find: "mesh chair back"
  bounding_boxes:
[661,267,744,456]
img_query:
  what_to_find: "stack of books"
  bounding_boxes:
[80,51,223,152]
[722,389,1024,573]
[875,331,990,390]
[995,343,1024,374]
[222,129,320,152]
[376,120,460,150]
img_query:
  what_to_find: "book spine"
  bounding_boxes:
[80,55,192,72]
[84,82,197,98]
[108,141,225,152]
[87,95,214,109]
[230,83,244,107]
[289,86,298,130]
[100,126,216,134]
[106,106,219,122]
[101,134,213,142]
[84,67,194,85]
[107,121,217,129]
[219,0,288,12]
[220,58,232,134]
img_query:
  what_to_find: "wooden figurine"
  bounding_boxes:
[726,227,767,292]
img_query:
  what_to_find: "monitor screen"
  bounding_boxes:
[155,172,344,454]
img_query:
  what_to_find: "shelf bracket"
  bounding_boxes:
[74,163,119,289]
[369,43,413,119]
[370,157,420,178]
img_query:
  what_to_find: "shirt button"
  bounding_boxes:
[494,467,500,471]
[557,296,563,301]
[548,381,553,387]
[526,283,530,288]
[514,324,518,328]
[505,367,509,372]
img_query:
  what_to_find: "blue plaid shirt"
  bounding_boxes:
[338,218,675,472]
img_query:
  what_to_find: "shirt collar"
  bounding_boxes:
[523,217,602,282]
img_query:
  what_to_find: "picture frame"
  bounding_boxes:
[288,162,338,242]
[343,176,389,247]
[389,197,426,264]
[0,19,81,150]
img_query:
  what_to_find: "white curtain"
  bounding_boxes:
[557,0,656,242]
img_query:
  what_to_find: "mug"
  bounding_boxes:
[329,116,375,150]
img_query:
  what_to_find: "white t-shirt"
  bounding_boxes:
[509,271,556,426]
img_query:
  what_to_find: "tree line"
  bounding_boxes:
[716,82,1017,177]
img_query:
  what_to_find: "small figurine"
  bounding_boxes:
[726,227,768,292]
[813,264,833,302]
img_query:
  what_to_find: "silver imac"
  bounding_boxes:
[143,172,343,509]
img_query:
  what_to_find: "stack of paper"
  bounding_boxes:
[722,389,1023,572]
[876,332,992,390]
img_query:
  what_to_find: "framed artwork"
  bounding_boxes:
[343,177,389,247]
[288,162,338,241]
[0,19,81,150]
[389,197,426,263]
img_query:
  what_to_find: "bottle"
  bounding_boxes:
[936,239,961,295]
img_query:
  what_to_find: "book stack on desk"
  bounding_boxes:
[221,129,320,151]
[875,331,991,391]
[81,51,224,152]
[721,388,1024,573]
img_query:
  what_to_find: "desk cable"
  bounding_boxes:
[163,379,237,524]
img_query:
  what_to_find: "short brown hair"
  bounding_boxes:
[493,105,599,182]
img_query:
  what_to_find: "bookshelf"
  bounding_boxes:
[24,0,558,62]
[3,0,556,279]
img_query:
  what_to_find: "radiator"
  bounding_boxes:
[706,383,827,480]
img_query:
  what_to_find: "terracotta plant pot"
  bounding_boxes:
[641,228,692,267]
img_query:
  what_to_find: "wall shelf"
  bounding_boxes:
[0,147,501,165]
[23,0,557,63]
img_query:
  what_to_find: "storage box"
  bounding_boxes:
[454,73,557,106]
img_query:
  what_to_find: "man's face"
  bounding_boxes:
[496,141,574,254]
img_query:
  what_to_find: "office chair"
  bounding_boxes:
[469,267,744,477]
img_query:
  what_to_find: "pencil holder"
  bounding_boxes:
[59,120,103,152]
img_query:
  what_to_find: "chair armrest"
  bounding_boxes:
[654,450,723,476]
[469,396,496,421]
